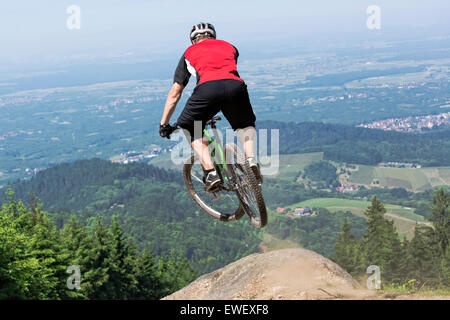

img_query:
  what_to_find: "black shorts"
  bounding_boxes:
[177,79,256,142]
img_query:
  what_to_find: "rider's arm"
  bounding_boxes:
[161,53,191,125]
[160,82,184,125]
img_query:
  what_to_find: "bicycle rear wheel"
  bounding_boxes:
[183,154,245,222]
[224,143,267,228]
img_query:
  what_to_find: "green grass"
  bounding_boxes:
[266,152,324,180]
[380,284,450,298]
[348,165,374,185]
[375,167,429,191]
[148,152,184,171]
[288,198,424,221]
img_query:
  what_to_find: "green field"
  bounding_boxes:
[148,152,184,171]
[148,151,450,193]
[348,165,450,192]
[264,152,324,180]
[270,152,450,192]
[285,197,429,239]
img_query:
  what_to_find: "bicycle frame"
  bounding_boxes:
[202,123,228,182]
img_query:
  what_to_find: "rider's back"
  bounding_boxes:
[184,39,243,85]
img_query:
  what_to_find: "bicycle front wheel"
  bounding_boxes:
[183,154,245,222]
[224,143,267,228]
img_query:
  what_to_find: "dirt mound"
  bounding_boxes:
[163,248,379,300]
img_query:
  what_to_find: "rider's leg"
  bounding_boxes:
[219,80,262,183]
[190,135,220,191]
[236,125,263,183]
[236,126,256,159]
[191,136,214,170]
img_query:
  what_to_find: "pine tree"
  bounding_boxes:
[333,218,359,275]
[428,188,450,287]
[396,237,411,284]
[361,196,402,284]
[405,224,441,287]
[1,191,201,299]
[81,216,111,299]
[59,216,94,299]
[430,188,449,259]
[157,249,198,297]
[0,197,38,299]
[441,246,450,287]
[104,216,138,299]
[133,247,162,299]
[0,191,65,299]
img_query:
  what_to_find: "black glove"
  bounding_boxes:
[159,124,174,139]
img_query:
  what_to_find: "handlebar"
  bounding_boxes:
[166,116,222,138]
[171,116,221,131]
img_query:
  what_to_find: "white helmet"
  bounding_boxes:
[190,22,216,42]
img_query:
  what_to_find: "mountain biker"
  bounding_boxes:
[159,22,262,191]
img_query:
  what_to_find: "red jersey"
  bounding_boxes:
[173,39,243,86]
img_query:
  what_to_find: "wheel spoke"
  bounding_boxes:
[191,172,204,184]
[184,157,243,220]
[232,163,260,220]
[223,143,266,227]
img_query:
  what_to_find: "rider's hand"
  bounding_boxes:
[159,124,174,139]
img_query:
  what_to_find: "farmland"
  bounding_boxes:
[348,165,450,192]
[268,152,450,192]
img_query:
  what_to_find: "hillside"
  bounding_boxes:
[3,159,262,275]
[5,158,377,266]
[4,158,447,293]
[286,197,429,239]
[257,121,450,167]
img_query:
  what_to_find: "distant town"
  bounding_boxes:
[358,111,450,133]
[335,184,360,193]
[110,147,169,164]
[92,96,155,112]
[377,162,421,169]
[276,207,316,217]
[25,168,42,176]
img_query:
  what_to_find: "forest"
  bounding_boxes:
[1,158,449,298]
[3,159,262,275]
[0,191,197,299]
[257,121,450,166]
[302,161,339,188]
[267,209,367,258]
[333,189,450,290]
[3,158,377,275]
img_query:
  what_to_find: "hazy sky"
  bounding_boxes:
[0,0,449,68]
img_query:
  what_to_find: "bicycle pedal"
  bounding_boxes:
[204,182,221,192]
[207,185,221,193]
[205,187,221,200]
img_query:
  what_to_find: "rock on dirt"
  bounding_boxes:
[163,248,380,300]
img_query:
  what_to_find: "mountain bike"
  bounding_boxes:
[172,116,267,228]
